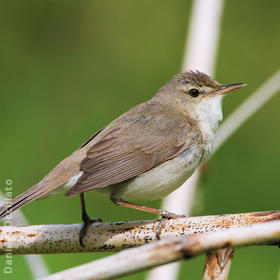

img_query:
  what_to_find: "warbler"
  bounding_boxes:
[0,70,246,245]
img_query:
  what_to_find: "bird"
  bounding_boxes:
[0,70,246,246]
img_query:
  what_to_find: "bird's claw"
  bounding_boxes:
[79,217,102,247]
[156,211,186,240]
[159,210,186,219]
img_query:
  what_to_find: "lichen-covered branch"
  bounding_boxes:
[40,220,280,280]
[1,210,280,255]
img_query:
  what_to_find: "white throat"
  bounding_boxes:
[189,95,223,158]
[196,95,223,132]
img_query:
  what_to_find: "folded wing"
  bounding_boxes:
[66,102,201,196]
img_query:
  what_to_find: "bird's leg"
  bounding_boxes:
[111,198,185,239]
[79,193,102,247]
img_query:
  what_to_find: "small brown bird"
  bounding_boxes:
[0,71,246,245]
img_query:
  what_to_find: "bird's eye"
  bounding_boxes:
[189,88,200,98]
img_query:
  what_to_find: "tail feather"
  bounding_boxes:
[0,149,83,219]
[0,183,44,218]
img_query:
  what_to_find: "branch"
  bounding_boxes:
[203,248,234,280]
[1,210,280,255]
[40,220,280,280]
[0,191,49,277]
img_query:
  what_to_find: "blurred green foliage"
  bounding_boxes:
[1,0,280,279]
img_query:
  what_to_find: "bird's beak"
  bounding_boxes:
[208,83,247,97]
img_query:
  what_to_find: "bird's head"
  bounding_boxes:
[155,70,246,132]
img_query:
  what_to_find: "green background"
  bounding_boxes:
[1,0,280,279]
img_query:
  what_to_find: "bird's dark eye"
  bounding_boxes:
[189,88,200,98]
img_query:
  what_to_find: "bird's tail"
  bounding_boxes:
[0,183,45,218]
[0,150,83,219]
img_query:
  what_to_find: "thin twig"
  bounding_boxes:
[40,220,280,280]
[214,70,280,151]
[151,1,224,278]
[1,210,279,255]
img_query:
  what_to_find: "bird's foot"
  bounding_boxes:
[156,210,186,240]
[79,215,102,247]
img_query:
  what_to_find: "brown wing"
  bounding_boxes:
[66,102,201,196]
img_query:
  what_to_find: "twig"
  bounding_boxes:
[40,220,280,280]
[152,1,224,278]
[1,210,279,255]
[0,192,49,278]
[181,0,224,74]
[214,70,280,151]
[203,248,234,280]
[152,0,225,277]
